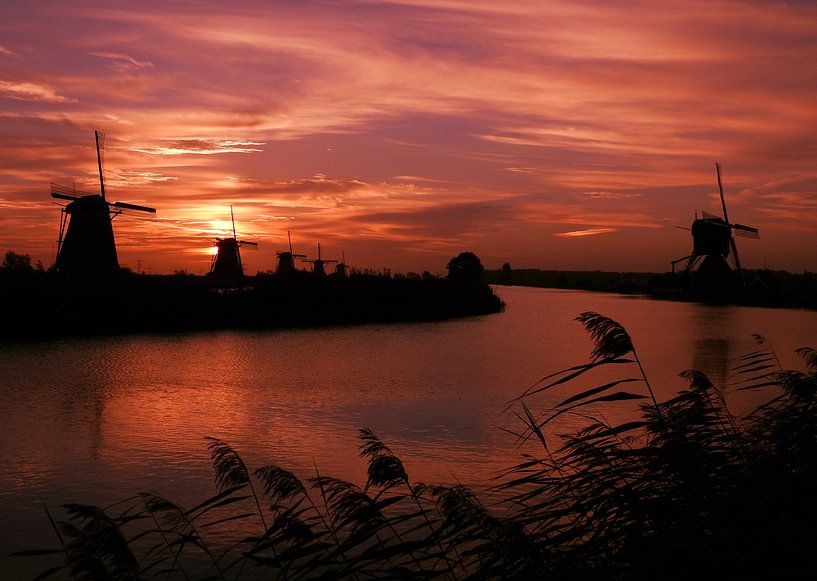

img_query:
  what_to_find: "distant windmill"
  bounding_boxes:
[334,251,349,277]
[671,163,759,284]
[209,206,258,277]
[51,131,156,275]
[275,231,306,276]
[301,243,338,276]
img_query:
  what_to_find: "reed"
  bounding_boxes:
[14,312,817,579]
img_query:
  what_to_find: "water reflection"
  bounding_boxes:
[690,306,736,387]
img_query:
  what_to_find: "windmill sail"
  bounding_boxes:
[733,224,760,239]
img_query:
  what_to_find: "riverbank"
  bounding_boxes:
[0,270,504,341]
[483,268,817,309]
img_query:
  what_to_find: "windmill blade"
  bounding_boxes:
[701,210,723,221]
[95,130,106,201]
[729,236,745,279]
[111,201,156,213]
[733,224,759,239]
[52,191,82,202]
[51,182,95,199]
[238,240,258,247]
[715,162,732,224]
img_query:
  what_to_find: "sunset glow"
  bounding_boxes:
[2,0,816,273]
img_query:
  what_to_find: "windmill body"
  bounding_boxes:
[689,215,733,276]
[51,131,156,276]
[211,238,243,277]
[56,194,119,275]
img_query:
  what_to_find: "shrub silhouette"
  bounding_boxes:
[446,251,484,282]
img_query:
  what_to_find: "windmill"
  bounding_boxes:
[275,231,306,276]
[209,206,258,277]
[334,251,349,277]
[51,131,156,275]
[301,243,338,276]
[671,163,759,285]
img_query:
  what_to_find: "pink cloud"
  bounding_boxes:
[0,80,76,103]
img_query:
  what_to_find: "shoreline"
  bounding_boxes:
[483,268,817,310]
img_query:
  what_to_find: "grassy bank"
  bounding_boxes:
[484,267,817,309]
[0,270,504,341]
[13,313,817,579]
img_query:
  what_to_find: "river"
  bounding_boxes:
[1,286,815,575]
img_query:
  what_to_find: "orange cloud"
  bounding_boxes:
[555,227,617,238]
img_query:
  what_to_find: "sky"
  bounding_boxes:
[1,0,816,275]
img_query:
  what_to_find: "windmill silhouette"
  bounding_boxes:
[301,243,338,276]
[209,206,258,277]
[275,231,306,276]
[671,163,759,285]
[334,251,349,277]
[51,131,156,275]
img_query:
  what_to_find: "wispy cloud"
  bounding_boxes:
[131,139,265,155]
[555,228,617,238]
[0,80,76,103]
[91,51,154,72]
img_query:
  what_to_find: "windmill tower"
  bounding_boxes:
[671,163,759,285]
[209,206,258,277]
[51,131,156,275]
[275,231,306,276]
[301,243,338,276]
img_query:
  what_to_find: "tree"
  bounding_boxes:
[2,251,33,272]
[501,262,512,282]
[446,251,484,282]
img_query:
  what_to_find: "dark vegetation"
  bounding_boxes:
[484,265,817,309]
[0,252,503,341]
[13,313,817,579]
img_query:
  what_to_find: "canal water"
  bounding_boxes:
[1,286,815,575]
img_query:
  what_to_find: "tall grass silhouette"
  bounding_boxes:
[13,312,817,579]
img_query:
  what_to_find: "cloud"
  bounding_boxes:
[555,228,617,238]
[112,170,178,185]
[91,51,154,73]
[581,191,643,200]
[131,139,265,155]
[0,80,76,103]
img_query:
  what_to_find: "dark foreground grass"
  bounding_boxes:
[13,313,817,579]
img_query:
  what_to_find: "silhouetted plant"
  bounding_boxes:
[446,252,484,282]
[14,313,817,579]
